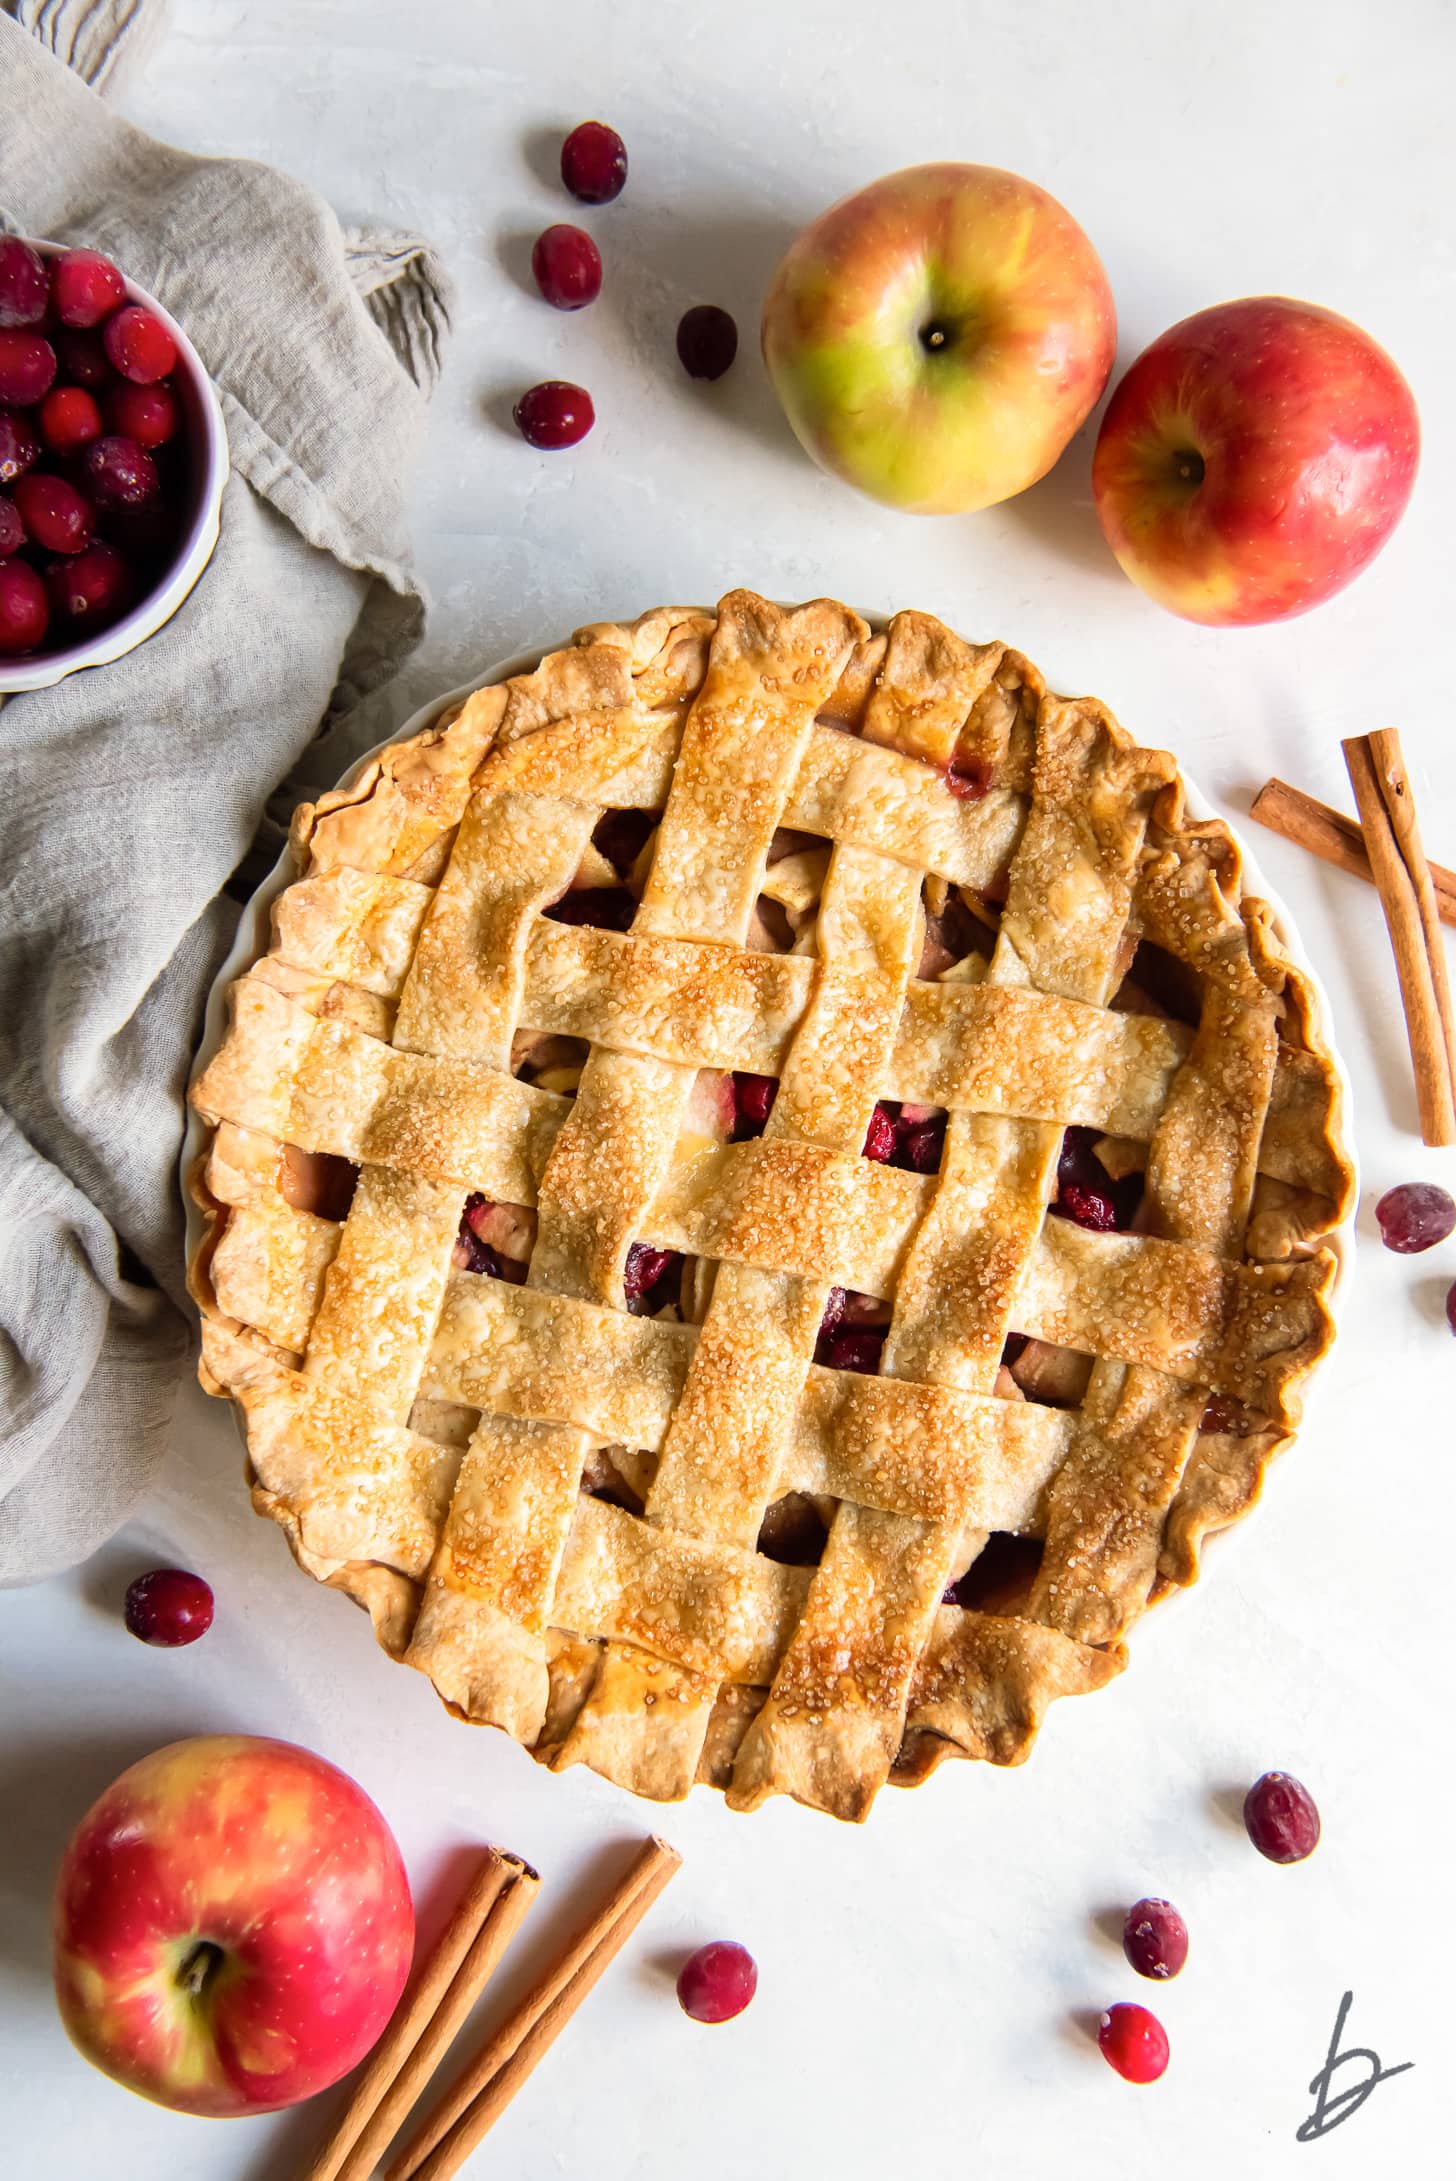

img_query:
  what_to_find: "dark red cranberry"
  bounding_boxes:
[824,1327,885,1375]
[730,1071,778,1139]
[531,224,603,310]
[0,239,50,328]
[13,472,93,554]
[0,558,48,654]
[899,1115,945,1173]
[1244,1771,1320,1863]
[1447,1279,1456,1336]
[1098,2003,1169,2084]
[0,496,20,556]
[676,1941,756,2023]
[1057,1180,1118,1231]
[123,1567,214,1647]
[946,754,991,799]
[863,1103,896,1162]
[561,120,628,204]
[107,379,178,448]
[51,248,126,329]
[0,330,57,406]
[543,884,635,930]
[79,433,158,508]
[676,304,738,381]
[514,379,595,449]
[623,1242,674,1301]
[52,328,113,391]
[0,408,41,485]
[1374,1181,1456,1253]
[1122,1898,1189,1981]
[103,305,178,385]
[38,385,103,453]
[453,1197,501,1277]
[46,540,132,628]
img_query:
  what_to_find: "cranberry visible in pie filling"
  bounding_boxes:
[453,1196,533,1282]
[729,1071,777,1139]
[1053,1125,1143,1232]
[543,885,636,931]
[623,1242,683,1313]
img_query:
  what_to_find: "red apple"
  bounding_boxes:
[53,1734,413,2117]
[1092,296,1419,625]
[762,162,1116,513]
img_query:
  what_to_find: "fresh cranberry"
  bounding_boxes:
[79,433,158,508]
[0,330,57,406]
[623,1242,674,1301]
[0,238,50,328]
[676,305,738,381]
[107,379,178,449]
[51,248,126,329]
[123,1567,215,1647]
[0,558,48,654]
[946,754,991,799]
[0,497,20,556]
[13,472,93,555]
[514,380,595,450]
[730,1071,778,1139]
[824,1327,885,1375]
[863,1103,896,1162]
[46,540,132,628]
[38,385,103,453]
[676,1941,757,2023]
[1374,1181,1455,1254]
[1098,2003,1169,2084]
[1244,1771,1320,1863]
[1122,1899,1189,1981]
[0,409,41,485]
[103,305,178,385]
[560,120,628,204]
[52,327,113,391]
[899,1115,945,1173]
[543,884,634,929]
[531,224,603,310]
[1447,1279,1456,1336]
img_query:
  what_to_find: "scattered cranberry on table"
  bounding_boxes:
[1122,1898,1189,1981]
[1098,2002,1169,2084]
[676,305,739,381]
[124,1567,215,1648]
[531,224,602,311]
[560,119,628,205]
[676,1941,757,2023]
[1374,1181,1456,1253]
[1244,1770,1320,1863]
[514,379,595,449]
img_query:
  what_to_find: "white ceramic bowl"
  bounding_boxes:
[0,237,228,694]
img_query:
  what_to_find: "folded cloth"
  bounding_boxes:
[0,5,453,1583]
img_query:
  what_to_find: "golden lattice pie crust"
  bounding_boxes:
[188,591,1354,1821]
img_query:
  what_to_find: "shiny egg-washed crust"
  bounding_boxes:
[188,591,1353,1821]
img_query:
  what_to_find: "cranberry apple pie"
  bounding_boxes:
[189,591,1353,1820]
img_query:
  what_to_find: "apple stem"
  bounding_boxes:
[178,1940,224,2002]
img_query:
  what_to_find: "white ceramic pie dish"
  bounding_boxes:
[181,626,1359,1600]
[0,237,228,695]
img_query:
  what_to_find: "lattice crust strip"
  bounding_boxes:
[189,589,1353,1822]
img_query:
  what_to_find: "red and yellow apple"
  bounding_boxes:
[1092,296,1420,625]
[761,162,1116,513]
[53,1734,413,2117]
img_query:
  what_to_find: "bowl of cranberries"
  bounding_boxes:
[0,235,227,691]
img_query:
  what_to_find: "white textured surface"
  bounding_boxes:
[3,2,1453,2176]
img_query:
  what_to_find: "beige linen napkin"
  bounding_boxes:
[0,4,454,1580]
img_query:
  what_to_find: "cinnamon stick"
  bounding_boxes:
[300,1848,538,2181]
[1251,776,1456,927]
[387,1835,681,2181]
[1343,731,1456,1146]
